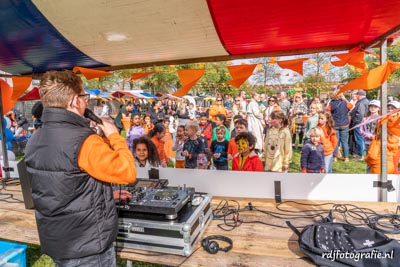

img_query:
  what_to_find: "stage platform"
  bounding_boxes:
[0,183,399,266]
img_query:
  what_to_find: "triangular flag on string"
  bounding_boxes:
[72,67,111,80]
[226,64,257,88]
[126,72,155,81]
[11,76,32,102]
[277,58,307,75]
[336,61,400,94]
[330,50,366,70]
[269,57,276,64]
[0,80,13,113]
[323,63,330,74]
[172,69,205,96]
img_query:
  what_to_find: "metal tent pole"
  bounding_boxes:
[379,39,388,202]
[0,81,10,188]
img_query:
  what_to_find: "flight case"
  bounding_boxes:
[116,194,212,256]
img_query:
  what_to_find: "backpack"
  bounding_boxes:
[288,221,400,267]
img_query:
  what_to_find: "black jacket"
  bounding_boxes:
[350,97,369,126]
[300,140,325,172]
[25,108,118,260]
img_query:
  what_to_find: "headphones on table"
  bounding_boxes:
[201,235,233,254]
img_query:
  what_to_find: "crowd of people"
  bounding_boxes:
[17,70,399,266]
[112,88,400,174]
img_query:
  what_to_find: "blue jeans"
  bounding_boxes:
[353,127,365,156]
[333,127,349,158]
[53,244,116,267]
[324,154,333,173]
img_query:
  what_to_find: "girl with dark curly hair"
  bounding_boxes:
[132,136,161,167]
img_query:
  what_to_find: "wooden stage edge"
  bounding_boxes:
[0,183,399,266]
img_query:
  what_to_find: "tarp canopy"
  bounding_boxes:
[84,89,101,97]
[1,0,400,75]
[111,91,158,99]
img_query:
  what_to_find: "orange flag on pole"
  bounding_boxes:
[126,72,155,81]
[72,67,111,80]
[11,76,32,103]
[277,58,307,75]
[172,69,205,96]
[336,61,400,95]
[226,64,257,88]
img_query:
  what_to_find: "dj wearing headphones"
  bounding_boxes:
[201,235,233,254]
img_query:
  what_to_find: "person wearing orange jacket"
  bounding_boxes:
[25,70,136,267]
[209,97,228,124]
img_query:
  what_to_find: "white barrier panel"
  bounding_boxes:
[0,160,20,178]
[136,168,400,202]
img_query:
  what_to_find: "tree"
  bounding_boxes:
[250,57,282,86]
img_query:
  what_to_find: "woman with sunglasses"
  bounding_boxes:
[230,97,246,130]
[264,96,281,129]
[290,93,308,149]
[209,96,227,126]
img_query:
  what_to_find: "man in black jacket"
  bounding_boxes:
[25,70,136,266]
[349,90,369,160]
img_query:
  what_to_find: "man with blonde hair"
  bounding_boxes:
[25,70,136,266]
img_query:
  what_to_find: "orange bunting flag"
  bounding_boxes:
[277,58,307,75]
[330,50,366,70]
[172,69,205,96]
[226,64,257,88]
[126,72,154,81]
[0,80,13,114]
[336,61,400,95]
[72,67,111,80]
[11,76,32,102]
[308,59,316,65]
[269,57,276,64]
[285,73,290,76]
[257,64,262,72]
[323,63,330,74]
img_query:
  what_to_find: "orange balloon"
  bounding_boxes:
[0,80,14,113]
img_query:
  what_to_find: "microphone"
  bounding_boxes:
[84,108,103,125]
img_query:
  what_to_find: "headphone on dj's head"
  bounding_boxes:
[201,235,233,254]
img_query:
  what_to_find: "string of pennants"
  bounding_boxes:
[1,46,400,114]
[71,47,397,97]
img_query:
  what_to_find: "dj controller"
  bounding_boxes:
[116,178,213,256]
[116,178,195,219]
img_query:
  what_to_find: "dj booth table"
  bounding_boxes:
[0,184,399,267]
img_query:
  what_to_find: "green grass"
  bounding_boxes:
[26,244,161,267]
[289,147,367,173]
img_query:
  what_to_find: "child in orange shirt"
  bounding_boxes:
[143,114,154,134]
[163,119,175,160]
[149,124,167,167]
[173,125,186,168]
[317,111,338,173]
